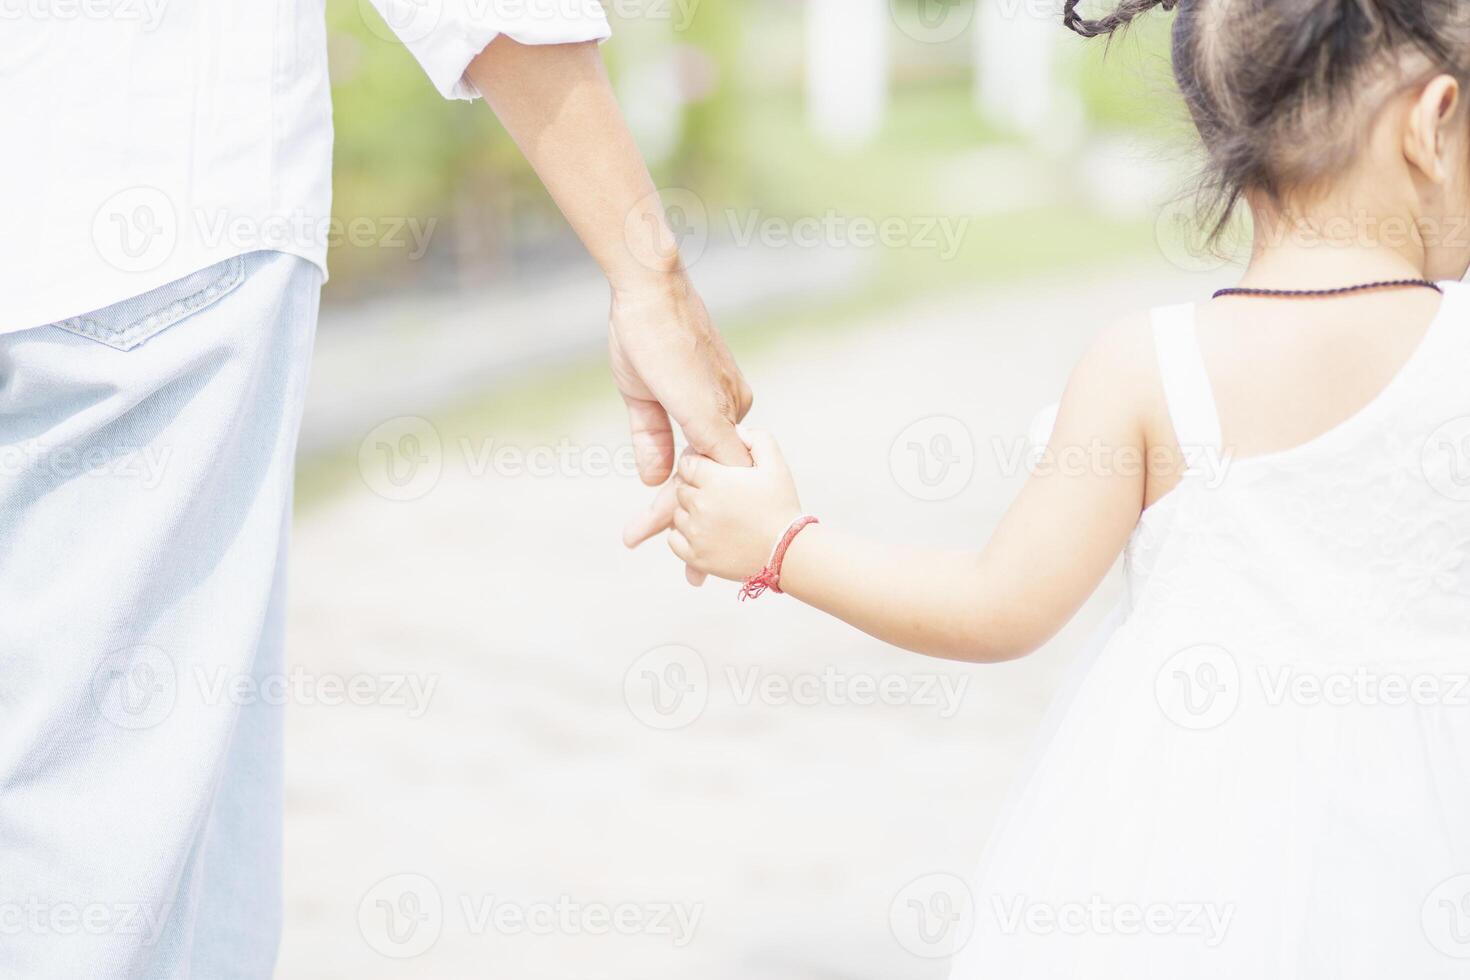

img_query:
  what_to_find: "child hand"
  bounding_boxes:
[669,429,803,583]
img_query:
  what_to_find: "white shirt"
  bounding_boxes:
[1,0,611,333]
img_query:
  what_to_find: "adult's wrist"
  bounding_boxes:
[606,256,687,298]
[605,185,690,294]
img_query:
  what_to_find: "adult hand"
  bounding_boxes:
[466,38,751,580]
[611,269,752,583]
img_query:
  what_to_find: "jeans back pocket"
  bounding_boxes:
[52,256,247,352]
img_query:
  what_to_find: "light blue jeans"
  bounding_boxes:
[0,251,320,978]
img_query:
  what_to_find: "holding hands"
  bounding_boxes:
[667,429,804,584]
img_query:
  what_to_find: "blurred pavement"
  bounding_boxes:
[301,242,874,456]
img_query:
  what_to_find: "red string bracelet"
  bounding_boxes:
[739,515,819,601]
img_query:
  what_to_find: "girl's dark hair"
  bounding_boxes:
[1064,0,1470,235]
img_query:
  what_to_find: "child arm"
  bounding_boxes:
[670,319,1157,663]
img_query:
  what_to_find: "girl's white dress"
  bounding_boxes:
[949,286,1470,978]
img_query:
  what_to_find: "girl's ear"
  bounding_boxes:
[1404,74,1462,185]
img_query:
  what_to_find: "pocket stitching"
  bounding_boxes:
[56,256,247,352]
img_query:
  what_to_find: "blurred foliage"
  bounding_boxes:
[327,0,566,295]
[323,0,1176,300]
[1067,12,1186,134]
[300,0,1179,502]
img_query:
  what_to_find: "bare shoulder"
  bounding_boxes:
[1077,309,1156,382]
[1046,310,1170,467]
[1057,310,1161,427]
[1050,307,1178,503]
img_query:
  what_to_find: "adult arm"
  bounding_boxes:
[466,40,752,560]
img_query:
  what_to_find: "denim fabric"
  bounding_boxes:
[0,250,321,978]
[51,258,249,352]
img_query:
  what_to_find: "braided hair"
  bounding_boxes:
[1063,0,1176,40]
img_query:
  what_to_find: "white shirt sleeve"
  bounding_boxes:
[367,0,613,101]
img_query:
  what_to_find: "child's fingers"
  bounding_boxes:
[673,509,707,588]
[676,452,708,487]
[675,481,697,511]
[744,429,786,468]
[670,511,707,584]
[668,529,694,564]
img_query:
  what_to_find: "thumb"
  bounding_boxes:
[684,417,752,469]
[739,427,786,470]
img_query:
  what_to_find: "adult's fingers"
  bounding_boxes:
[622,394,675,487]
[681,413,752,469]
[686,565,707,587]
[623,480,676,548]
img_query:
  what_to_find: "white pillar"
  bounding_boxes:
[617,27,683,167]
[975,0,1056,136]
[807,0,889,147]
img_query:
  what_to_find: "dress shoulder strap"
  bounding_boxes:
[1151,303,1222,464]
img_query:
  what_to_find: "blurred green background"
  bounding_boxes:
[298,0,1194,505]
[324,0,1181,302]
[301,0,1193,499]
